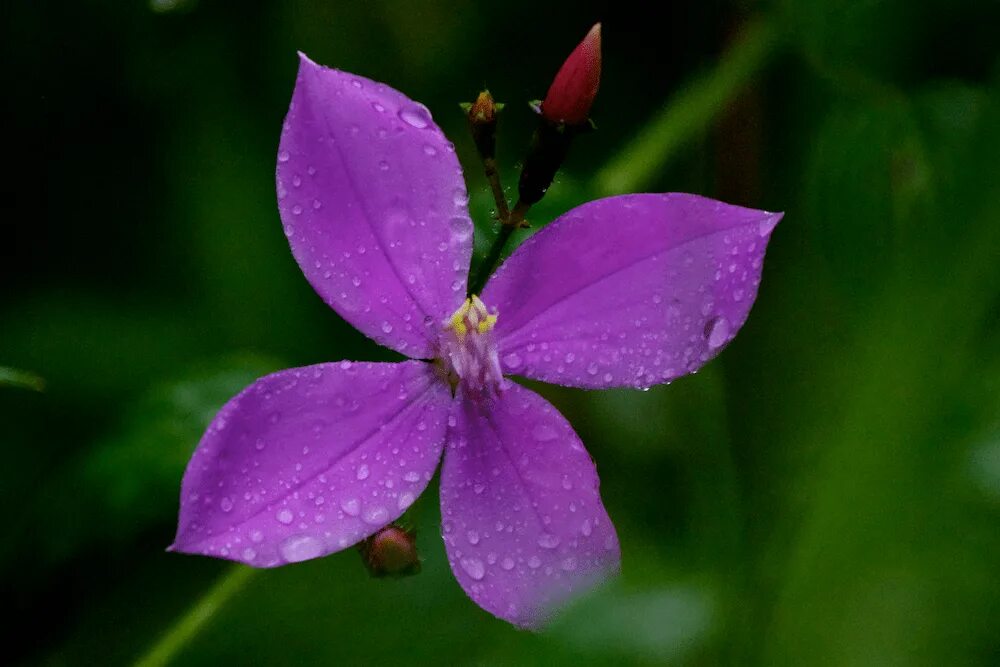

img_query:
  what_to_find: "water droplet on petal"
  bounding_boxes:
[706,316,730,350]
[341,498,360,516]
[537,533,560,549]
[277,150,290,163]
[397,492,415,510]
[276,509,294,525]
[460,557,485,580]
[220,496,233,512]
[279,534,323,563]
[362,505,389,525]
[356,464,370,480]
[503,352,522,369]
[399,105,431,129]
[532,424,557,442]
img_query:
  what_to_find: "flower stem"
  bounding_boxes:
[0,366,45,391]
[468,200,529,296]
[132,565,257,667]
[481,156,510,222]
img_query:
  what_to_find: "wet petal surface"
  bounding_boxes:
[277,54,473,358]
[440,383,620,628]
[172,361,450,567]
[483,194,781,389]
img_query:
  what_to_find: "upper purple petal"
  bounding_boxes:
[277,54,473,358]
[440,384,620,628]
[172,360,451,567]
[482,193,782,389]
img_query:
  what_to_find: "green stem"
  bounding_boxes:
[468,200,529,295]
[0,366,45,391]
[593,17,780,196]
[133,565,257,667]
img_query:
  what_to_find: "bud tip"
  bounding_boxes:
[541,23,602,125]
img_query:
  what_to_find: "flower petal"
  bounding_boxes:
[277,54,473,358]
[483,193,782,389]
[440,384,620,628]
[172,361,450,567]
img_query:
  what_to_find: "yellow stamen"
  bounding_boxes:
[477,314,498,334]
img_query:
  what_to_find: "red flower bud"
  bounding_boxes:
[357,525,421,578]
[541,23,602,125]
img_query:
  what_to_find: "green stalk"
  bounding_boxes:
[132,566,257,667]
[593,18,779,196]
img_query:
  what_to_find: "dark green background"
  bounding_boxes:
[3,0,999,665]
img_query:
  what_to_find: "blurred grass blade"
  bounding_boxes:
[0,365,45,391]
[133,565,258,667]
[594,17,780,196]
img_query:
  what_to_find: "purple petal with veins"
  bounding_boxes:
[172,361,451,567]
[440,383,620,628]
[483,193,782,389]
[277,54,473,358]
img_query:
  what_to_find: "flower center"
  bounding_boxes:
[437,295,505,395]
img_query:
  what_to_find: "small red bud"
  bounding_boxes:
[357,525,421,578]
[541,23,602,125]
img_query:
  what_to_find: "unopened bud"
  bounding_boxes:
[541,23,602,126]
[357,525,421,578]
[469,90,498,124]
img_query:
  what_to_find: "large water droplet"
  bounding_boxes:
[279,534,323,563]
[276,508,294,524]
[399,105,431,129]
[705,316,730,350]
[341,498,360,516]
[532,424,557,442]
[362,505,389,525]
[460,557,485,580]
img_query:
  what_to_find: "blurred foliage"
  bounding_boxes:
[2,0,999,665]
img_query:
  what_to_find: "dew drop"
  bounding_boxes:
[501,557,515,571]
[220,496,234,512]
[705,316,730,350]
[356,464,370,480]
[277,150,290,163]
[460,557,485,580]
[466,530,480,545]
[341,498,360,516]
[422,144,438,156]
[276,508,294,525]
[362,505,389,525]
[537,533,560,549]
[279,534,323,563]
[532,424,557,442]
[503,352,522,369]
[399,105,431,129]
[397,492,415,510]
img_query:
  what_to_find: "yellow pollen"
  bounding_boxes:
[446,296,498,337]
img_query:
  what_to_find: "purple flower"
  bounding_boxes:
[171,53,782,628]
